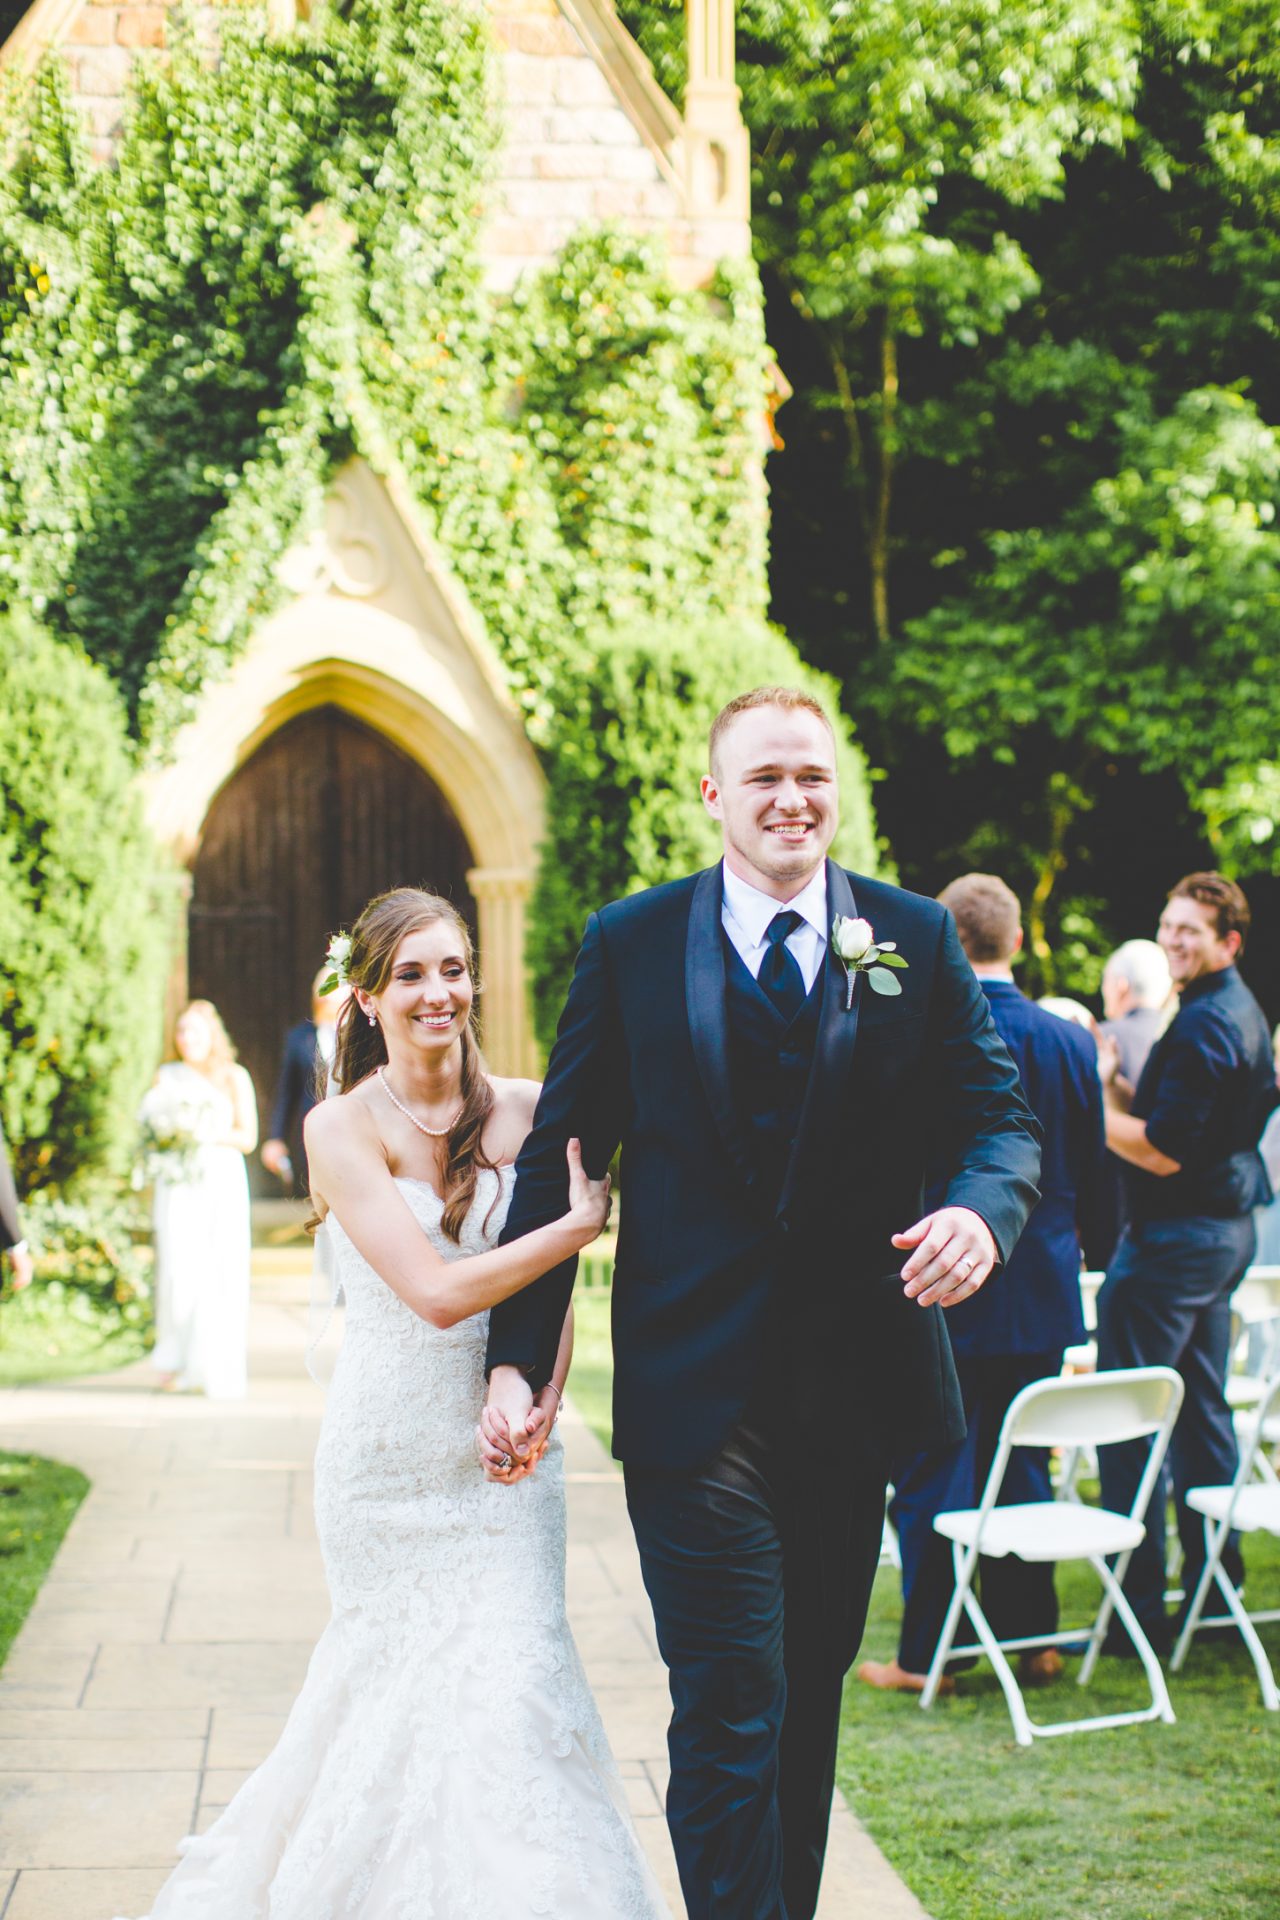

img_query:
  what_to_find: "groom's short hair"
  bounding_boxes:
[937,873,1022,964]
[709,686,834,776]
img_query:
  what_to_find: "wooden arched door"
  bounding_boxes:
[189,706,476,1187]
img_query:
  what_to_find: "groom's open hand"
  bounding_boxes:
[892,1206,997,1308]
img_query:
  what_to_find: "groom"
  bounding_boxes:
[486,687,1041,1920]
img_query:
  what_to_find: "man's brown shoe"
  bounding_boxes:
[1019,1649,1064,1686]
[856,1659,954,1696]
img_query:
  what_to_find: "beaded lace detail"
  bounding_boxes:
[120,1169,669,1920]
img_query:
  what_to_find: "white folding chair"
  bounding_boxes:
[1171,1367,1280,1711]
[920,1366,1185,1747]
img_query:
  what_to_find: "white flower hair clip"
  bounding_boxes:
[319,931,353,997]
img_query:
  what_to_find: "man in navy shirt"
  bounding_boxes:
[1097,872,1277,1650]
[860,873,1104,1693]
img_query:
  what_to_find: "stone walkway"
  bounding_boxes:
[0,1251,928,1920]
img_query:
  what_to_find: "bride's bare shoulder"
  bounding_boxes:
[487,1076,541,1120]
[305,1080,383,1155]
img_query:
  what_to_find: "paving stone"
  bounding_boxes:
[18,1612,167,1649]
[197,1767,251,1808]
[165,1589,330,1644]
[4,1866,168,1919]
[205,1710,286,1769]
[29,1582,173,1617]
[0,1741,204,1772]
[0,1770,196,1868]
[0,1711,206,1743]
[83,1643,311,1712]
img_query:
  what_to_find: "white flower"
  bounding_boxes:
[831,914,909,1008]
[320,931,353,995]
[833,915,876,963]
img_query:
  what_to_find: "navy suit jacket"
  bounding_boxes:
[268,1020,322,1144]
[486,863,1042,1470]
[942,980,1103,1360]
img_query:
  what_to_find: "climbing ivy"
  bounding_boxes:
[0,0,877,1048]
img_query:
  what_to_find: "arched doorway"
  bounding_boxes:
[189,705,476,1185]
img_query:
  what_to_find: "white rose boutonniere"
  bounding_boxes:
[831,915,908,1010]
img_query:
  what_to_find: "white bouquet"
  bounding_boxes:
[134,1086,209,1188]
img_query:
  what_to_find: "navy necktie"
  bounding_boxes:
[758,910,806,1024]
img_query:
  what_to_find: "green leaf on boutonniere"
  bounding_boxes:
[867,968,903,995]
[875,952,908,969]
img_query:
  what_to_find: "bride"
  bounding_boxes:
[119,887,670,1920]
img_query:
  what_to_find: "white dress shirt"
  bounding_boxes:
[720,860,829,994]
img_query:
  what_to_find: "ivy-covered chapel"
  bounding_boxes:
[0,0,874,1166]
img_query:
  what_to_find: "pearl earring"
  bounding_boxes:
[367,1009,377,1027]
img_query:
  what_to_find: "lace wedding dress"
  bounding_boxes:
[119,1167,670,1919]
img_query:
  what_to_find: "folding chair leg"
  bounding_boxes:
[957,1583,1035,1748]
[1077,1592,1111,1688]
[1171,1518,1222,1673]
[920,1541,976,1710]
[1208,1562,1280,1712]
[1091,1557,1176,1725]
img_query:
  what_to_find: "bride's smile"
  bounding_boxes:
[361,922,475,1058]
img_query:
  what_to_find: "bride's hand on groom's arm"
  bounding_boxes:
[565,1137,611,1247]
[892,1206,997,1308]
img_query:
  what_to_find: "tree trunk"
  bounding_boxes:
[867,315,896,648]
[1025,770,1087,995]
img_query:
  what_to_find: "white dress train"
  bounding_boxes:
[116,1166,671,1919]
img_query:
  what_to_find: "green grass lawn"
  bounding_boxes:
[0,1451,89,1668]
[0,1288,150,1387]
[567,1284,1280,1920]
[568,1283,616,1454]
[843,1542,1280,1920]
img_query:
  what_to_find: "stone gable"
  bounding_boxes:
[3,0,750,288]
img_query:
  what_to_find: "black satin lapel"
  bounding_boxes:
[777,860,862,1218]
[685,866,758,1196]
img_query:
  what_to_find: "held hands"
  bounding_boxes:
[566,1136,611,1247]
[477,1367,559,1483]
[892,1205,997,1309]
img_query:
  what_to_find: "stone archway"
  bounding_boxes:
[188,705,478,1161]
[143,457,546,1084]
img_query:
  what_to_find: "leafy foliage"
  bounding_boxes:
[622,0,1280,997]
[0,1,879,1048]
[0,613,174,1193]
[20,1188,154,1333]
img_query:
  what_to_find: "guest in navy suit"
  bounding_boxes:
[861,873,1103,1694]
[262,970,350,1192]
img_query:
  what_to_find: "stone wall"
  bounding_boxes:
[487,0,692,289]
[6,0,749,283]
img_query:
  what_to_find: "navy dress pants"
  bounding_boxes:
[625,1418,887,1920]
[1096,1213,1255,1638]
[890,1350,1064,1675]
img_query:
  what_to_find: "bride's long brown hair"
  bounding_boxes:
[331,888,498,1243]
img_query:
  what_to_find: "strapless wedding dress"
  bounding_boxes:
[118,1167,670,1919]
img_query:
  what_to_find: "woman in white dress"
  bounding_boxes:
[117,889,670,1920]
[144,1000,257,1399]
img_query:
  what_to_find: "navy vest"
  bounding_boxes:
[722,932,824,1210]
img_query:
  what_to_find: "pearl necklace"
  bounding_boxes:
[377,1066,463,1139]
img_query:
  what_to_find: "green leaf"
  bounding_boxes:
[866,967,903,995]
[875,951,909,968]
